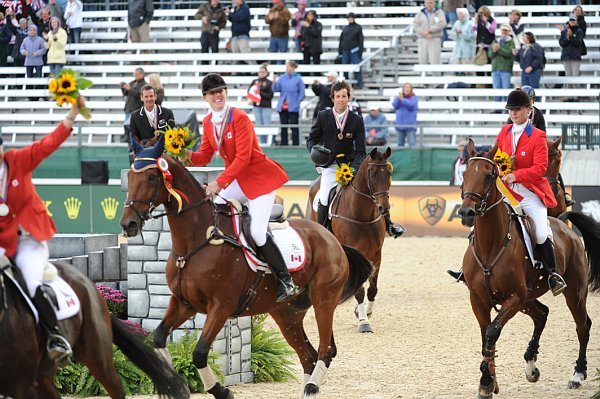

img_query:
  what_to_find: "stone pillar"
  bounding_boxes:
[121,166,253,385]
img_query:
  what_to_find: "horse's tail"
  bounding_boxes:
[111,316,190,398]
[339,244,374,303]
[560,211,600,293]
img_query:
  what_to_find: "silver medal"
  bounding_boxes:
[0,203,8,217]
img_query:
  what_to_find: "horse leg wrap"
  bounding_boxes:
[300,373,310,397]
[356,303,368,321]
[307,360,327,389]
[365,299,374,316]
[485,320,502,346]
[199,366,218,391]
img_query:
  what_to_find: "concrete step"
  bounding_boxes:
[48,234,118,258]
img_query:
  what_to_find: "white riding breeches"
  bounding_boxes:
[512,183,550,244]
[318,165,338,206]
[214,179,275,247]
[15,235,49,297]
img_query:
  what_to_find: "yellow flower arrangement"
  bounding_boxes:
[335,163,355,186]
[158,126,196,162]
[48,68,93,120]
[493,149,515,177]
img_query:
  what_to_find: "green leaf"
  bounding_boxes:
[76,77,94,90]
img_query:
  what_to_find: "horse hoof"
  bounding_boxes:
[357,322,373,334]
[568,380,582,389]
[304,382,319,398]
[525,367,540,383]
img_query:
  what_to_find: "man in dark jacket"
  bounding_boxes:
[226,0,251,61]
[265,0,290,64]
[130,85,175,146]
[0,12,10,67]
[300,9,322,65]
[559,14,584,89]
[311,70,336,121]
[338,12,364,89]
[195,0,227,55]
[128,0,154,43]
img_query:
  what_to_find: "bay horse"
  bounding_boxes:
[0,259,189,398]
[459,139,600,398]
[546,137,567,218]
[119,137,373,399]
[307,147,392,333]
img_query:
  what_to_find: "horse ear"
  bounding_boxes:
[130,133,143,155]
[149,134,166,159]
[549,136,561,148]
[486,142,499,161]
[370,147,378,158]
[384,146,392,159]
[467,138,476,158]
[555,136,562,147]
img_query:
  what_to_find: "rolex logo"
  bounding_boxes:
[101,197,119,220]
[64,197,82,220]
[43,200,53,217]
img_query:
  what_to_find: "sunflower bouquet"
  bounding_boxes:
[493,149,515,177]
[335,163,355,186]
[159,125,196,163]
[48,68,93,120]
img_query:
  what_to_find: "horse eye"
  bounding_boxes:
[148,173,157,181]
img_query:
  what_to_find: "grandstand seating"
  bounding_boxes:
[1,4,598,147]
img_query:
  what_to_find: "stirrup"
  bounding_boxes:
[447,269,465,283]
[47,334,72,361]
[276,282,299,302]
[388,222,405,239]
[548,273,567,296]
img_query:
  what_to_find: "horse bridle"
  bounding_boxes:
[350,161,391,203]
[461,157,503,216]
[545,149,561,195]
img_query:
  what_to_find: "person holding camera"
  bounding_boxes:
[195,0,227,56]
[121,67,147,121]
[44,17,67,76]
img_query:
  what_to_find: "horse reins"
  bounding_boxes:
[461,157,504,216]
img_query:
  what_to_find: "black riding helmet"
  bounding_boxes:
[505,88,531,110]
[310,145,332,167]
[201,73,227,95]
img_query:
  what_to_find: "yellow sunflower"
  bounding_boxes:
[57,73,76,94]
[48,78,58,94]
[494,149,514,177]
[53,94,71,107]
[335,163,356,186]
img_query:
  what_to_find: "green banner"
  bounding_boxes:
[37,185,125,234]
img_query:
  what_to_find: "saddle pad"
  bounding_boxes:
[230,206,306,273]
[503,200,551,269]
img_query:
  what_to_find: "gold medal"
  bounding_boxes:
[0,203,8,217]
[338,132,344,140]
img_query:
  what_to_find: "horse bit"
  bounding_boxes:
[460,157,504,216]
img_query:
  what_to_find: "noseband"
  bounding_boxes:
[124,160,163,223]
[461,157,503,216]
[351,162,391,203]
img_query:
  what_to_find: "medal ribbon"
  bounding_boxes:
[333,108,349,138]
[0,162,8,203]
[214,106,233,152]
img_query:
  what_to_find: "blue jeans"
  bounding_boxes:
[49,64,63,76]
[443,11,457,42]
[396,129,416,148]
[268,37,288,64]
[492,70,512,102]
[279,111,299,146]
[253,106,273,144]
[69,27,81,44]
[342,50,363,88]
[521,69,542,89]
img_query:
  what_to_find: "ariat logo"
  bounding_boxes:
[419,196,446,226]
[43,200,53,217]
[64,197,82,220]
[100,197,119,220]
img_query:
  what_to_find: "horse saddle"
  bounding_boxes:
[503,201,550,269]
[217,201,307,273]
[312,185,341,218]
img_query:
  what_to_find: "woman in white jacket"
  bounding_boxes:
[45,17,68,76]
[65,0,83,44]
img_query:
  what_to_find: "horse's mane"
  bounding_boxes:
[166,155,206,195]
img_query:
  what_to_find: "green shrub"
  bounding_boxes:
[251,315,296,383]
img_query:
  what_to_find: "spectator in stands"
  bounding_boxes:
[449,140,468,186]
[505,85,545,132]
[7,15,28,66]
[147,73,164,105]
[572,5,587,57]
[265,0,290,64]
[127,0,153,43]
[558,13,584,91]
[0,12,10,67]
[312,70,336,121]
[64,0,82,44]
[300,10,322,65]
[20,24,45,100]
[392,82,418,148]
[248,63,274,144]
[364,105,388,146]
[29,6,51,38]
[129,84,175,146]
[514,32,544,89]
[121,67,147,120]
[273,60,305,146]
[508,9,524,48]
[449,8,475,65]
[473,5,496,61]
[194,0,227,57]
[488,24,515,106]
[442,0,461,42]
[291,0,307,52]
[225,0,251,59]
[413,0,446,65]
[44,16,67,76]
[339,12,364,89]
[47,0,65,29]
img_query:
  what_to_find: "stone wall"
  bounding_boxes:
[122,166,253,386]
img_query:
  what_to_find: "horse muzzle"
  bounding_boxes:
[459,207,476,227]
[120,218,141,237]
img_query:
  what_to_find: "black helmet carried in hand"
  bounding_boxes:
[505,88,531,110]
[201,73,227,95]
[310,145,332,167]
[520,85,535,100]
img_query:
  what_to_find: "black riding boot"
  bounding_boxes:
[558,173,575,207]
[384,214,405,238]
[537,238,567,296]
[32,287,72,363]
[446,269,465,283]
[316,201,328,227]
[258,236,299,302]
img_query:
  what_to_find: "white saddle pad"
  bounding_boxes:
[229,205,307,273]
